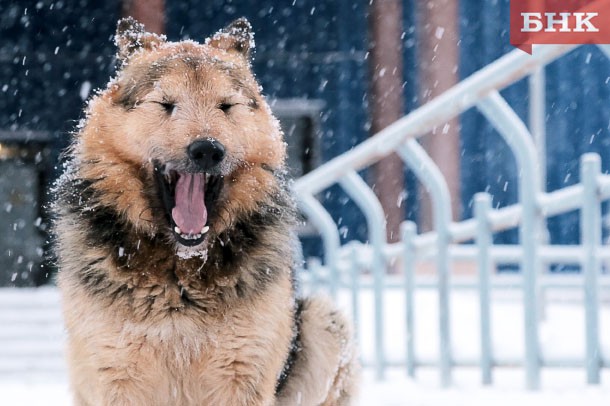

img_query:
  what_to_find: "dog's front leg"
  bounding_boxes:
[203,364,278,406]
[93,367,156,406]
[66,336,162,406]
[70,370,152,406]
[71,391,91,406]
[275,297,360,406]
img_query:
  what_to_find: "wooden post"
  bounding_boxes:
[417,0,461,231]
[122,0,166,34]
[368,0,405,243]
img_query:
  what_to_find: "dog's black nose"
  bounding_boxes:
[187,139,226,171]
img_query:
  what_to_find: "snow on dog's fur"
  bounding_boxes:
[54,17,358,406]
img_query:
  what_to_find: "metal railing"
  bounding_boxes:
[293,44,610,389]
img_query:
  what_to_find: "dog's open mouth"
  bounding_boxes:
[154,163,223,247]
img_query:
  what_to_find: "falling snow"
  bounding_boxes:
[1,2,610,404]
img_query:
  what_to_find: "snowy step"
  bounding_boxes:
[0,357,66,375]
[0,287,61,305]
[0,288,66,379]
[0,325,64,340]
[0,311,63,324]
[0,340,64,356]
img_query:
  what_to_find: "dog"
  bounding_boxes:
[53,17,358,406]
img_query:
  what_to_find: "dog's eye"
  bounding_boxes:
[218,102,236,113]
[155,101,176,115]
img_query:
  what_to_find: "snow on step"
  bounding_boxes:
[0,287,66,378]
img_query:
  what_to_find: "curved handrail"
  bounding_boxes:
[294,44,577,196]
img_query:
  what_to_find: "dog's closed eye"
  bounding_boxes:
[218,102,236,113]
[155,101,176,115]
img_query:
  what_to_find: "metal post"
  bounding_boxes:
[477,91,541,390]
[529,66,546,189]
[401,221,417,378]
[296,194,341,300]
[581,153,601,384]
[349,243,362,347]
[339,171,387,380]
[475,193,493,385]
[397,140,453,387]
[529,65,549,324]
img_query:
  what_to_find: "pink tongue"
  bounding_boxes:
[171,173,207,235]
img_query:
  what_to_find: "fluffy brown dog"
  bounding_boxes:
[54,17,358,406]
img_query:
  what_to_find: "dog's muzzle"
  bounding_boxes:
[153,138,226,248]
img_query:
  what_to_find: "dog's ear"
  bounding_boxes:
[115,17,166,64]
[207,18,254,58]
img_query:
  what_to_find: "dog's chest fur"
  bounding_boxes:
[60,253,294,405]
[55,172,298,404]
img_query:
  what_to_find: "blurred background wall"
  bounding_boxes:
[1,0,609,285]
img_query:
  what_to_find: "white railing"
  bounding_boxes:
[294,43,610,390]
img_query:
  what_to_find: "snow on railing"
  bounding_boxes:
[294,44,610,390]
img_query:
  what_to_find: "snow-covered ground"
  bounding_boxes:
[359,368,610,406]
[338,286,610,367]
[2,368,610,405]
[2,286,610,405]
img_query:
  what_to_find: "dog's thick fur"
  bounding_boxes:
[54,18,357,406]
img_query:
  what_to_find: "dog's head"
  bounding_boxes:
[75,18,287,256]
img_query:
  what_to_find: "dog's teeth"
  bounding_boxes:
[178,232,203,240]
[201,226,210,234]
[174,226,182,234]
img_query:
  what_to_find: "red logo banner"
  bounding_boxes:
[510,0,610,53]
